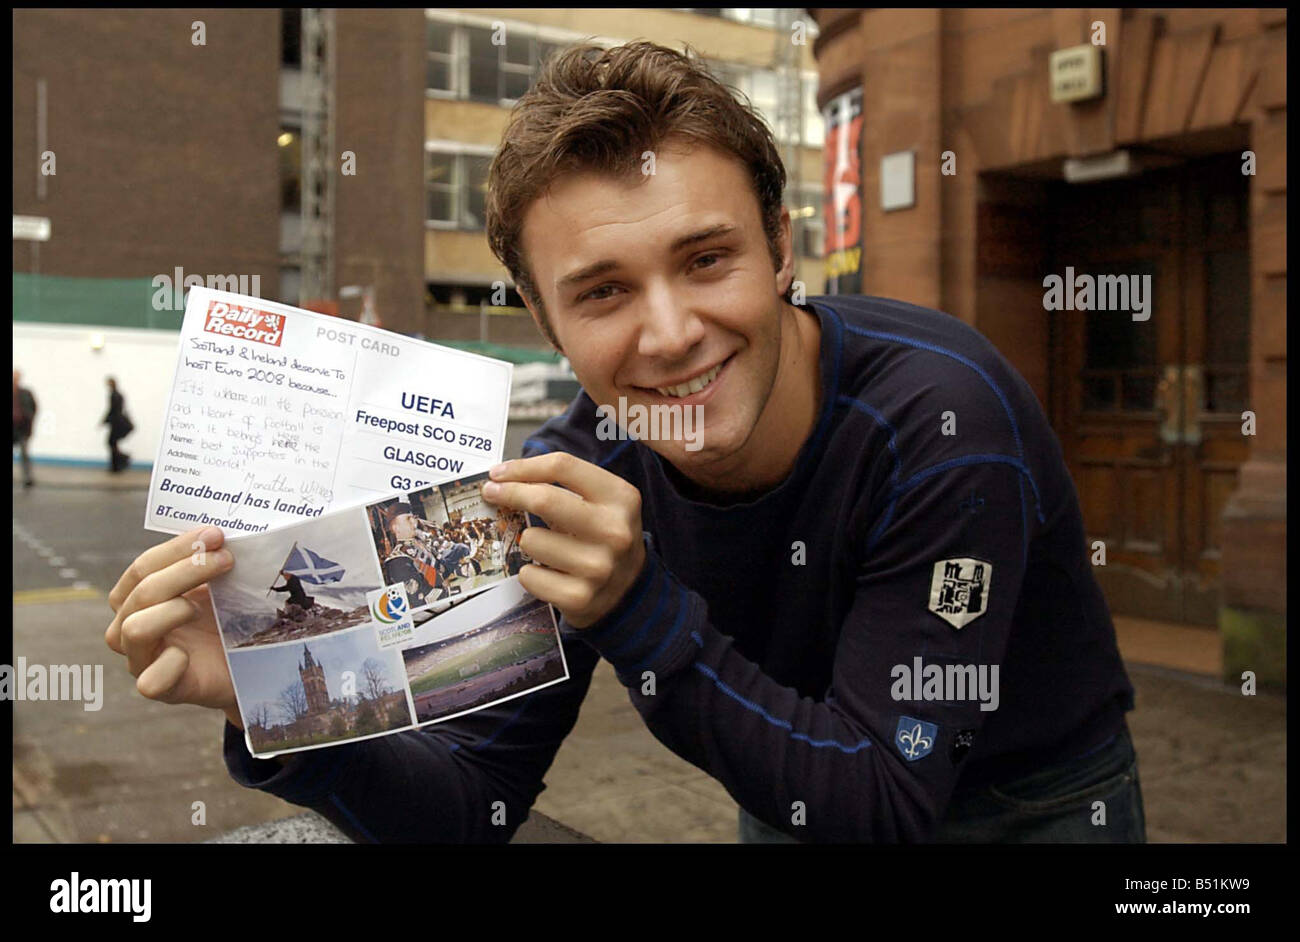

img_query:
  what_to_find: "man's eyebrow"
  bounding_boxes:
[670,223,737,252]
[558,259,619,290]
[556,224,739,290]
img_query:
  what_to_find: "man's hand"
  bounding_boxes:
[106,525,243,729]
[481,453,646,629]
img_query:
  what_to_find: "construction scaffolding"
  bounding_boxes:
[300,8,335,304]
[772,8,806,258]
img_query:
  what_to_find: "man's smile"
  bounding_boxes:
[632,353,736,403]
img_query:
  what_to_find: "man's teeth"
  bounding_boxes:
[655,362,722,399]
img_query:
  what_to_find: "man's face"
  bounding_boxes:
[392,514,417,542]
[518,143,793,473]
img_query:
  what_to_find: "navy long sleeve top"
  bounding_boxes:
[222,294,1134,843]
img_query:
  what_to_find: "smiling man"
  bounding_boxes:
[476,41,1145,843]
[109,41,1143,843]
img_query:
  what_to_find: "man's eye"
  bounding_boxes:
[691,251,727,271]
[580,284,618,303]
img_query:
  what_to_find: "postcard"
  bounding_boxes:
[207,471,566,758]
[144,287,512,535]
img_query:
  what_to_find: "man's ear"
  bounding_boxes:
[775,206,796,297]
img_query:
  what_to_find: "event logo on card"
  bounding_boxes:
[368,584,414,649]
[203,300,285,346]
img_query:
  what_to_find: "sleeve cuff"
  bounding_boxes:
[574,538,703,684]
[222,719,354,805]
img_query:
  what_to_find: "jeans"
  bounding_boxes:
[737,726,1146,843]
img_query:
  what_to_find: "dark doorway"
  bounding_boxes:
[1047,152,1251,625]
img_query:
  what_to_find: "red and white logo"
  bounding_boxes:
[202,301,285,346]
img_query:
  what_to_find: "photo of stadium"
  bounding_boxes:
[400,579,566,725]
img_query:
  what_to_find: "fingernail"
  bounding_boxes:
[489,462,509,479]
[482,481,501,499]
[199,526,222,549]
[214,549,234,567]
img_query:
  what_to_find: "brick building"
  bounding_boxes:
[808,9,1286,684]
[12,10,283,299]
[12,9,424,327]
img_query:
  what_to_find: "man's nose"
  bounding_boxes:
[636,281,706,361]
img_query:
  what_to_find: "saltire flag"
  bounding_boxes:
[282,544,346,584]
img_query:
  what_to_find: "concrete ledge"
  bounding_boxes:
[206,809,596,844]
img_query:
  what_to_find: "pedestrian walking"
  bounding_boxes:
[102,377,134,473]
[12,369,37,488]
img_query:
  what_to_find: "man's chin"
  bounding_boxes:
[646,417,747,471]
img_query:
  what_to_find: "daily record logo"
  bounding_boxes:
[203,300,285,346]
[370,584,410,624]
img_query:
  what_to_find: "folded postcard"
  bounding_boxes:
[145,287,512,535]
[209,470,568,757]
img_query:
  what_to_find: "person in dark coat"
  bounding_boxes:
[270,569,316,618]
[102,377,133,472]
[12,369,37,488]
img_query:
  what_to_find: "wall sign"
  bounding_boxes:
[822,87,863,295]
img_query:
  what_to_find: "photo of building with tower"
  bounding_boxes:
[227,630,412,756]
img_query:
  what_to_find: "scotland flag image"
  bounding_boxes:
[895,716,939,762]
[283,544,346,584]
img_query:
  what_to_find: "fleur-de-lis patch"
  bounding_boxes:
[895,715,938,762]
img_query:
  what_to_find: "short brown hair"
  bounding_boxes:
[485,40,790,349]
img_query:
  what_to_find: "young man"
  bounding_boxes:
[105,42,1143,843]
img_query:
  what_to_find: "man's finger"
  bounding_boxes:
[517,527,614,582]
[481,480,597,536]
[108,525,224,613]
[517,563,595,618]
[136,644,190,702]
[122,597,201,677]
[488,452,626,502]
[108,546,232,653]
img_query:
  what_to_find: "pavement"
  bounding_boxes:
[11,465,1287,843]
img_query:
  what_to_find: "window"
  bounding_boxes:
[279,127,301,212]
[466,26,499,101]
[281,9,301,68]
[425,152,456,225]
[502,31,533,99]
[425,149,495,230]
[426,20,453,93]
[424,18,588,101]
[463,154,491,228]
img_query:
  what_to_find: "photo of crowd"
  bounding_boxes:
[365,471,529,613]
